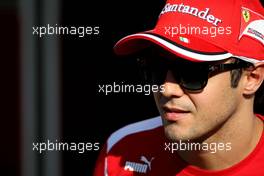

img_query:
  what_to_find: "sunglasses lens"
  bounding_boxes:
[146,56,209,91]
[149,57,168,85]
[180,75,207,90]
[179,64,208,90]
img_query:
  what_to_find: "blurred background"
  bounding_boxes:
[1,0,163,176]
[1,0,263,176]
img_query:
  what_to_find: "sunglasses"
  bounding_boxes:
[139,55,253,91]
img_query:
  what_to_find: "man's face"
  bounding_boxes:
[153,60,243,142]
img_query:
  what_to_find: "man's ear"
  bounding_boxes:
[243,63,264,95]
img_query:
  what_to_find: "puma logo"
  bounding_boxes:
[124,155,155,174]
[140,156,154,171]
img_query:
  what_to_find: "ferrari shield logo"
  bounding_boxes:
[242,10,250,22]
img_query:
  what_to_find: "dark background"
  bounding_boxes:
[0,1,164,175]
[61,1,164,176]
[0,6,20,176]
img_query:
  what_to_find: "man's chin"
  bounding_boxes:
[164,126,192,142]
[163,124,203,142]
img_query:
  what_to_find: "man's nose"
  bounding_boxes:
[160,70,185,98]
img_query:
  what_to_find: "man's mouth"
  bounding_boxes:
[162,106,190,121]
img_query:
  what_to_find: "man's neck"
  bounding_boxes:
[177,110,263,170]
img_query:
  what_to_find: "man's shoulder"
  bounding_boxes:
[94,117,180,176]
[106,116,163,153]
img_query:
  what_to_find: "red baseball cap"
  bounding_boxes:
[114,0,264,64]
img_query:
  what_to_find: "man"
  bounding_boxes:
[94,0,264,175]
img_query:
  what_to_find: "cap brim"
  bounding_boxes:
[114,32,232,62]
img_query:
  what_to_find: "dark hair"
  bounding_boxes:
[230,68,243,88]
[230,59,252,88]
